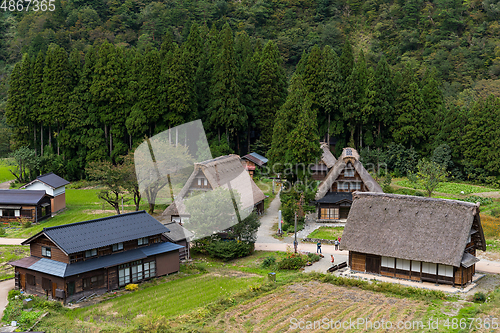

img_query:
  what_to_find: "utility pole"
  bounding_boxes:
[294,212,298,253]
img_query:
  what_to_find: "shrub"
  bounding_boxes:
[125,284,139,291]
[462,195,493,206]
[307,253,321,262]
[261,256,276,268]
[206,240,254,261]
[473,292,486,303]
[0,228,5,236]
[277,254,307,270]
[21,220,32,229]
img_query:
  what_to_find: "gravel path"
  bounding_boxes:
[255,193,282,244]
[0,279,14,320]
[0,180,14,190]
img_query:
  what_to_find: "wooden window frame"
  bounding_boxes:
[42,246,51,258]
[112,242,124,252]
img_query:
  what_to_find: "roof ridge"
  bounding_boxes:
[44,210,148,231]
[37,172,55,178]
[355,191,479,207]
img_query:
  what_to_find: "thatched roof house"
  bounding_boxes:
[341,192,486,287]
[313,147,382,221]
[161,154,265,228]
[310,142,337,181]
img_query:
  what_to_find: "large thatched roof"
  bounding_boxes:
[162,154,265,219]
[315,147,383,200]
[340,192,486,267]
[320,142,336,168]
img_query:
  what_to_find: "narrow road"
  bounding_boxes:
[0,180,14,190]
[255,192,282,244]
[0,279,14,320]
[0,239,25,246]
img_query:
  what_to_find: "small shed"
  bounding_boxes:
[163,221,194,261]
[0,190,52,223]
[22,173,70,213]
[241,153,268,178]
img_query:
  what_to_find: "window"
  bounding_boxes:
[204,179,207,186]
[351,182,361,190]
[84,275,104,290]
[138,237,149,246]
[131,262,143,282]
[411,261,421,272]
[85,248,97,258]
[438,264,454,277]
[41,246,51,258]
[119,267,131,286]
[337,182,349,190]
[197,178,202,186]
[381,256,395,268]
[112,243,123,252]
[345,148,352,156]
[21,210,32,218]
[2,209,15,217]
[144,261,156,279]
[344,169,355,177]
[320,207,339,220]
[396,259,410,270]
[422,262,436,274]
[27,274,35,286]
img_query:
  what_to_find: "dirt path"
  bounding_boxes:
[0,180,14,190]
[0,239,25,246]
[0,279,14,320]
[256,193,282,244]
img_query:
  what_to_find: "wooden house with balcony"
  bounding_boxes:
[9,211,183,303]
[314,147,383,221]
[162,154,266,225]
[21,173,70,213]
[0,190,52,223]
[340,192,486,287]
[310,142,337,181]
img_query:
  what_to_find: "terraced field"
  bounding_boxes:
[211,281,428,332]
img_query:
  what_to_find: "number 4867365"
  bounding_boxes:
[0,0,56,11]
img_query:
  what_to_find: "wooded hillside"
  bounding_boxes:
[1,0,500,183]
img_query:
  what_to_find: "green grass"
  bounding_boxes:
[307,226,344,241]
[395,179,498,195]
[0,158,15,183]
[0,245,30,280]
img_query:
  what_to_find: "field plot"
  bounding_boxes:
[308,226,344,241]
[0,245,30,279]
[211,281,428,332]
[395,180,497,195]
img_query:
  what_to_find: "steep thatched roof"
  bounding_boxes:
[340,192,486,267]
[320,142,336,168]
[162,154,265,220]
[315,147,382,200]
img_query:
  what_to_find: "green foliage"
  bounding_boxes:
[473,291,486,303]
[206,240,254,261]
[416,159,449,197]
[261,256,276,268]
[276,253,307,270]
[462,195,493,205]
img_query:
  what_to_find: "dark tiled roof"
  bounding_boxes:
[315,192,352,204]
[0,190,50,205]
[163,222,194,242]
[242,153,268,167]
[24,211,170,254]
[36,173,70,188]
[10,242,184,277]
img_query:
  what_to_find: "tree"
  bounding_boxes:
[9,147,40,183]
[416,159,448,197]
[257,40,287,147]
[209,23,246,148]
[122,153,141,211]
[86,160,129,214]
[228,212,260,242]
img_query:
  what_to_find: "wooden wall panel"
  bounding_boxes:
[351,252,366,272]
[30,236,69,263]
[156,250,180,276]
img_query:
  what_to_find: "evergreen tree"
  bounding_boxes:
[362,56,395,145]
[421,69,443,153]
[5,59,30,148]
[258,40,287,147]
[393,82,427,148]
[209,23,246,149]
[319,46,343,144]
[339,40,354,81]
[303,45,323,117]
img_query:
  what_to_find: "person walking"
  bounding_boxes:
[330,255,335,266]
[317,241,322,254]
[334,239,339,251]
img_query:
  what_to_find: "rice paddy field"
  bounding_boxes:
[0,158,15,184]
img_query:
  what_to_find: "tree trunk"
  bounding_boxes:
[34,126,37,156]
[110,129,113,157]
[360,124,363,148]
[327,114,330,147]
[247,125,250,154]
[237,132,240,155]
[218,128,220,143]
[57,126,60,156]
[129,134,132,150]
[40,124,43,155]
[148,202,155,214]
[48,126,52,147]
[168,127,171,145]
[226,128,229,145]
[176,127,178,147]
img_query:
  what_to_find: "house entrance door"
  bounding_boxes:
[67,281,75,296]
[366,255,381,274]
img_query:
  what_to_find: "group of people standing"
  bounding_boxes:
[316,237,341,254]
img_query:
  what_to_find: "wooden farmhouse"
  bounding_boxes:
[163,221,194,261]
[9,211,183,303]
[310,142,337,181]
[341,192,486,287]
[0,190,52,223]
[241,152,268,178]
[314,147,383,221]
[21,173,70,213]
[162,154,266,225]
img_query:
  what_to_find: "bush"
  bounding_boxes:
[206,240,254,261]
[462,195,493,206]
[125,284,139,291]
[277,254,307,270]
[0,228,5,236]
[261,256,276,268]
[473,292,486,303]
[21,220,31,229]
[307,253,321,262]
